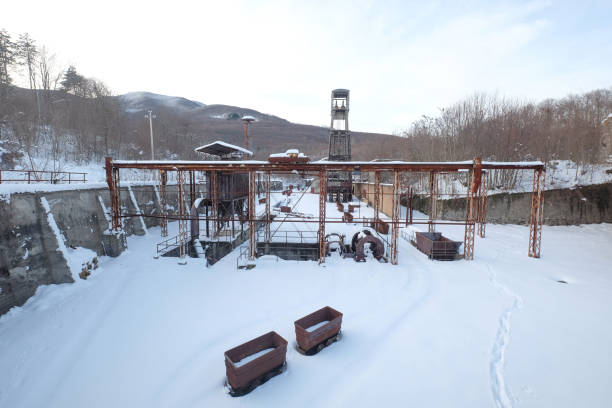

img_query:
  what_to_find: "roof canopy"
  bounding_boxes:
[194,141,253,158]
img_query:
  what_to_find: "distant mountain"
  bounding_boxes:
[118,92,206,113]
[117,91,287,123]
[114,91,404,160]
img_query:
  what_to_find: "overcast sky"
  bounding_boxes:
[4,0,611,134]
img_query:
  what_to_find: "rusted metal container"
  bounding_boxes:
[348,204,359,213]
[224,331,288,394]
[343,212,353,222]
[311,187,315,193]
[415,232,462,260]
[280,206,291,213]
[294,306,343,354]
[337,202,344,212]
[258,197,266,204]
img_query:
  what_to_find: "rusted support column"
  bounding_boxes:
[463,159,483,261]
[189,170,196,208]
[428,171,437,232]
[257,172,261,198]
[159,170,168,237]
[105,157,122,231]
[528,168,545,258]
[374,171,381,231]
[477,170,488,238]
[248,171,256,260]
[318,169,327,263]
[390,169,400,265]
[177,170,188,261]
[211,171,219,238]
[265,171,271,243]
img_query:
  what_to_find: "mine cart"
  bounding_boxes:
[415,232,462,260]
[294,306,343,355]
[224,331,288,396]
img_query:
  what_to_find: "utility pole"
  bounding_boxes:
[145,109,156,160]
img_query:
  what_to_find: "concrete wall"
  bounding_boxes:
[355,181,612,225]
[0,185,164,315]
[412,182,612,226]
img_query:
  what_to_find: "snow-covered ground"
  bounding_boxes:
[1,195,612,407]
[1,222,611,407]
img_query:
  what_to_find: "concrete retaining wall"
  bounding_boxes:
[354,181,612,225]
[0,184,164,315]
[411,182,612,225]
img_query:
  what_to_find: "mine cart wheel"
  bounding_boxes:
[227,362,287,397]
[297,331,342,356]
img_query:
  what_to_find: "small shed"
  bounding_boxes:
[195,140,253,161]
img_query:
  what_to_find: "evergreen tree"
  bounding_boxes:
[0,29,16,105]
[60,65,86,96]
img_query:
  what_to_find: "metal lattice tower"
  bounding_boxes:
[327,89,352,202]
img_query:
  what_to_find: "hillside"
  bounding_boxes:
[115,91,402,160]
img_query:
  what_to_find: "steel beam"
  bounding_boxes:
[390,169,400,265]
[248,171,256,260]
[177,170,188,260]
[477,170,488,238]
[428,171,437,233]
[528,169,545,258]
[211,171,219,238]
[159,170,168,237]
[265,171,271,243]
[374,171,381,232]
[319,169,327,263]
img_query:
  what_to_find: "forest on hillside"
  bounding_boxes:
[1,29,611,172]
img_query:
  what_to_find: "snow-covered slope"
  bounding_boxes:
[118,91,206,113]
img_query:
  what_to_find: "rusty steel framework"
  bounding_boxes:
[210,170,219,238]
[428,171,438,233]
[477,170,489,238]
[318,169,327,263]
[463,170,477,260]
[248,171,256,260]
[105,157,546,264]
[265,171,271,243]
[528,168,545,258]
[158,170,168,237]
[390,170,400,265]
[373,171,381,232]
[177,170,188,260]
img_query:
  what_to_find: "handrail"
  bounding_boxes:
[0,169,87,184]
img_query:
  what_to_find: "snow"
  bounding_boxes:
[241,115,256,121]
[127,184,148,234]
[1,193,612,407]
[40,196,98,281]
[305,320,330,332]
[194,141,253,156]
[232,348,275,368]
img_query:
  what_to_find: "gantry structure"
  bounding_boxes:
[105,157,545,266]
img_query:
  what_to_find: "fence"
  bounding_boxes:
[0,169,87,184]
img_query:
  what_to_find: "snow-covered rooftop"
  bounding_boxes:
[194,141,253,156]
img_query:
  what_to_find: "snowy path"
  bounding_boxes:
[488,266,524,408]
[1,195,612,407]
